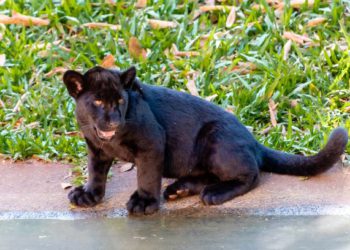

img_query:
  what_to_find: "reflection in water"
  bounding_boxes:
[1,216,350,250]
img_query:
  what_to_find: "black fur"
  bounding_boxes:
[63,66,348,214]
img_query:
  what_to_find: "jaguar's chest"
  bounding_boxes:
[99,139,137,163]
[83,126,138,162]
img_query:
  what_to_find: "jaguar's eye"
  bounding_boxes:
[118,99,125,105]
[94,100,103,106]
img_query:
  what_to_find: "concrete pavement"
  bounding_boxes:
[1,159,350,219]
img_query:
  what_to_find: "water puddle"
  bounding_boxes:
[1,216,350,250]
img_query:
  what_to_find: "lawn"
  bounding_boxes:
[0,0,349,167]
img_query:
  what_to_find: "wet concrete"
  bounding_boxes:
[1,159,350,219]
[2,216,350,250]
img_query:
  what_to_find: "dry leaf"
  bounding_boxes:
[12,11,49,26]
[61,182,72,190]
[33,42,51,57]
[299,176,309,181]
[45,67,67,77]
[266,0,282,8]
[251,4,265,11]
[101,54,115,68]
[283,39,292,61]
[0,98,4,108]
[12,120,40,131]
[192,9,203,20]
[32,42,49,50]
[105,0,116,4]
[25,122,40,129]
[226,106,234,113]
[229,62,256,74]
[274,7,284,19]
[199,5,233,12]
[205,94,218,102]
[28,42,70,57]
[283,31,314,45]
[281,125,287,136]
[185,71,199,77]
[171,44,200,57]
[135,0,147,8]
[226,6,236,27]
[148,19,177,29]
[323,39,348,55]
[307,17,326,27]
[205,0,215,5]
[0,54,5,66]
[199,35,210,46]
[267,0,314,9]
[290,0,314,8]
[0,11,49,26]
[290,99,298,108]
[169,64,177,71]
[186,75,199,96]
[14,117,24,128]
[175,51,200,57]
[268,99,278,127]
[117,38,126,47]
[81,22,121,30]
[128,37,147,60]
[69,204,78,209]
[13,93,28,112]
[118,162,135,173]
[171,44,179,54]
[30,154,50,162]
[261,126,273,135]
[200,31,229,45]
[38,50,59,58]
[59,46,71,53]
[65,131,83,137]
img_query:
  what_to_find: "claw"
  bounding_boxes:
[176,189,189,197]
[168,194,178,200]
[176,190,184,195]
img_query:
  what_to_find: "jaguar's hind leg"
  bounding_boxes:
[164,175,218,201]
[201,143,260,205]
[200,172,259,205]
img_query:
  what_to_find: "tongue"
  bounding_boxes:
[99,130,115,138]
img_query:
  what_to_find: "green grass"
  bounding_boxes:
[0,0,349,165]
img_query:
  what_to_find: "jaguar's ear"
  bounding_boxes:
[63,70,84,99]
[120,66,136,88]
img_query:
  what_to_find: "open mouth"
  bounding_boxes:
[94,127,115,141]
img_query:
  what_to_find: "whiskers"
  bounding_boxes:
[79,124,94,131]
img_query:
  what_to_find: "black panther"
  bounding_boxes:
[63,66,348,215]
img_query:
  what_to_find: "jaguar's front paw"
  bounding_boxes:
[126,191,159,215]
[68,185,104,207]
